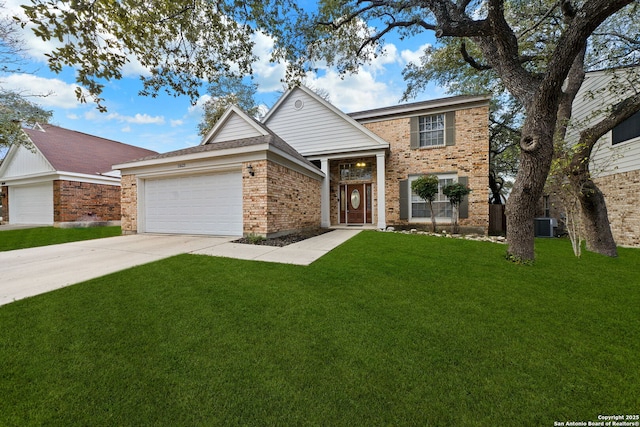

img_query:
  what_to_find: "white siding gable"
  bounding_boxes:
[0,144,54,179]
[568,68,640,177]
[263,87,388,156]
[202,106,266,145]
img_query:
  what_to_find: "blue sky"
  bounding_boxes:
[2,0,445,154]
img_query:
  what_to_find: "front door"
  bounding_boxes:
[340,184,372,224]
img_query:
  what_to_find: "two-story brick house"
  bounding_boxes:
[115,86,490,237]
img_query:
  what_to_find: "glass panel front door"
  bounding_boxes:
[340,183,372,224]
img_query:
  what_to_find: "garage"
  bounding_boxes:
[143,172,243,236]
[8,182,54,224]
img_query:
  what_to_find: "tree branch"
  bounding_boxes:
[576,92,640,159]
[460,42,491,70]
[518,0,560,38]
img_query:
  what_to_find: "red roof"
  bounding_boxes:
[23,124,157,175]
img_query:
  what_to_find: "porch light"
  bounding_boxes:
[247,164,255,176]
[356,162,367,167]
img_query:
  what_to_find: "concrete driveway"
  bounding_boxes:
[0,234,234,307]
[0,229,361,307]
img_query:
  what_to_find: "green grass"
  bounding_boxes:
[0,226,121,251]
[0,232,638,426]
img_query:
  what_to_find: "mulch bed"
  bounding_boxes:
[233,228,333,247]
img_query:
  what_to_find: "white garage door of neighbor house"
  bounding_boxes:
[8,182,54,224]
[144,172,243,236]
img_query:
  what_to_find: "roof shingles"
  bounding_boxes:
[23,124,157,175]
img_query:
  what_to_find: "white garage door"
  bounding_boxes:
[9,182,54,224]
[144,172,243,236]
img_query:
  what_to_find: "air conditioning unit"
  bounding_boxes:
[534,217,557,237]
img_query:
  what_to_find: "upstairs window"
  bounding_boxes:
[410,111,455,149]
[612,110,640,145]
[419,114,445,147]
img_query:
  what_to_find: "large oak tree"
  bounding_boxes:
[401,2,640,257]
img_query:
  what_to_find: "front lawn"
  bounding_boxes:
[0,226,121,251]
[0,232,638,426]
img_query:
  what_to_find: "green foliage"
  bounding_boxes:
[410,174,439,202]
[197,76,260,138]
[411,174,439,232]
[1,3,52,150]
[0,232,638,425]
[0,90,52,149]
[442,182,470,208]
[443,182,470,233]
[19,0,279,108]
[245,232,265,244]
[0,226,121,251]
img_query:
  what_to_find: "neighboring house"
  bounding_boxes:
[115,86,490,237]
[0,124,157,226]
[540,67,640,246]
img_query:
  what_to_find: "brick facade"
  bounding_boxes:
[120,175,138,234]
[594,170,640,247]
[361,105,490,232]
[121,161,321,237]
[541,170,640,247]
[1,181,120,225]
[53,180,121,223]
[266,161,322,236]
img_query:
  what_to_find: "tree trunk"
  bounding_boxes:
[577,179,618,257]
[505,136,554,261]
[428,201,436,232]
[500,108,555,261]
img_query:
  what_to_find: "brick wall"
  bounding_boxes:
[243,160,322,237]
[53,180,121,223]
[242,160,269,236]
[265,161,321,236]
[594,170,640,247]
[1,185,8,222]
[120,174,138,234]
[362,105,490,232]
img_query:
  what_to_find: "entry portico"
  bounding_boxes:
[262,86,390,230]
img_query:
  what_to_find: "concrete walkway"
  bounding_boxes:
[0,229,361,306]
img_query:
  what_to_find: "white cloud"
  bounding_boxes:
[170,119,184,127]
[400,43,432,66]
[106,112,165,125]
[304,68,400,113]
[187,94,211,116]
[251,31,287,93]
[0,74,85,109]
[121,125,132,132]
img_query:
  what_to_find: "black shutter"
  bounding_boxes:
[410,117,419,149]
[399,180,408,220]
[445,111,456,146]
[458,176,469,218]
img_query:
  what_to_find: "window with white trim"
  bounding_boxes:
[419,114,445,147]
[409,174,456,221]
